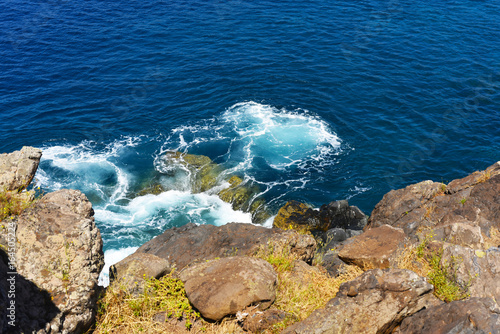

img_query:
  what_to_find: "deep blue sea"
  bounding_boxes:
[1,0,499,284]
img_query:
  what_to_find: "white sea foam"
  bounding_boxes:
[99,246,138,287]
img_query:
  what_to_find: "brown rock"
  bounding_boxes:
[240,308,294,333]
[134,222,316,271]
[283,269,441,334]
[179,256,277,321]
[0,146,42,191]
[338,225,406,270]
[396,297,500,333]
[15,189,104,333]
[109,252,171,295]
[367,162,500,250]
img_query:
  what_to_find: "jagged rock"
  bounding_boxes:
[318,200,368,230]
[440,244,500,301]
[283,269,441,334]
[240,308,294,333]
[395,297,500,333]
[338,225,406,270]
[273,200,321,233]
[14,189,104,333]
[133,222,316,271]
[0,146,42,192]
[109,253,171,295]
[366,162,500,249]
[179,256,277,321]
[273,200,367,234]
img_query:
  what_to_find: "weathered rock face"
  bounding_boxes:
[134,222,316,271]
[179,256,278,321]
[15,189,104,333]
[240,308,294,333]
[273,200,368,234]
[440,244,500,302]
[395,297,500,334]
[283,269,440,334]
[0,146,42,191]
[367,162,500,249]
[338,225,406,270]
[109,253,171,295]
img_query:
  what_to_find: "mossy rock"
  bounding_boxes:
[272,200,318,234]
[250,198,272,225]
[165,151,222,193]
[218,176,252,211]
[135,184,166,197]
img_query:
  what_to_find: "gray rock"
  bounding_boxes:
[180,256,278,321]
[284,269,441,334]
[396,297,500,333]
[441,244,500,302]
[0,146,42,191]
[134,222,316,271]
[14,189,104,333]
[109,252,171,296]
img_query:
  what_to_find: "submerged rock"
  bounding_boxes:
[180,256,277,321]
[160,151,270,224]
[164,151,223,193]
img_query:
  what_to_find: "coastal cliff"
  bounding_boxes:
[1,147,499,333]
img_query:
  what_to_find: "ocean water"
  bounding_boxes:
[1,0,499,284]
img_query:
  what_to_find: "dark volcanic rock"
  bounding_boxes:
[395,297,500,334]
[367,162,500,248]
[283,269,440,334]
[179,256,277,321]
[134,222,316,271]
[273,200,368,234]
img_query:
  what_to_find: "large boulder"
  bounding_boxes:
[179,256,277,321]
[283,269,440,334]
[14,189,104,333]
[134,222,316,271]
[338,225,406,270]
[0,146,42,192]
[395,297,500,333]
[367,162,500,248]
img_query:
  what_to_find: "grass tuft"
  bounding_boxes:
[395,235,470,302]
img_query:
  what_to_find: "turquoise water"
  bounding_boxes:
[1,0,499,283]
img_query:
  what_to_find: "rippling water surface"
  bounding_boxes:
[1,0,499,284]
